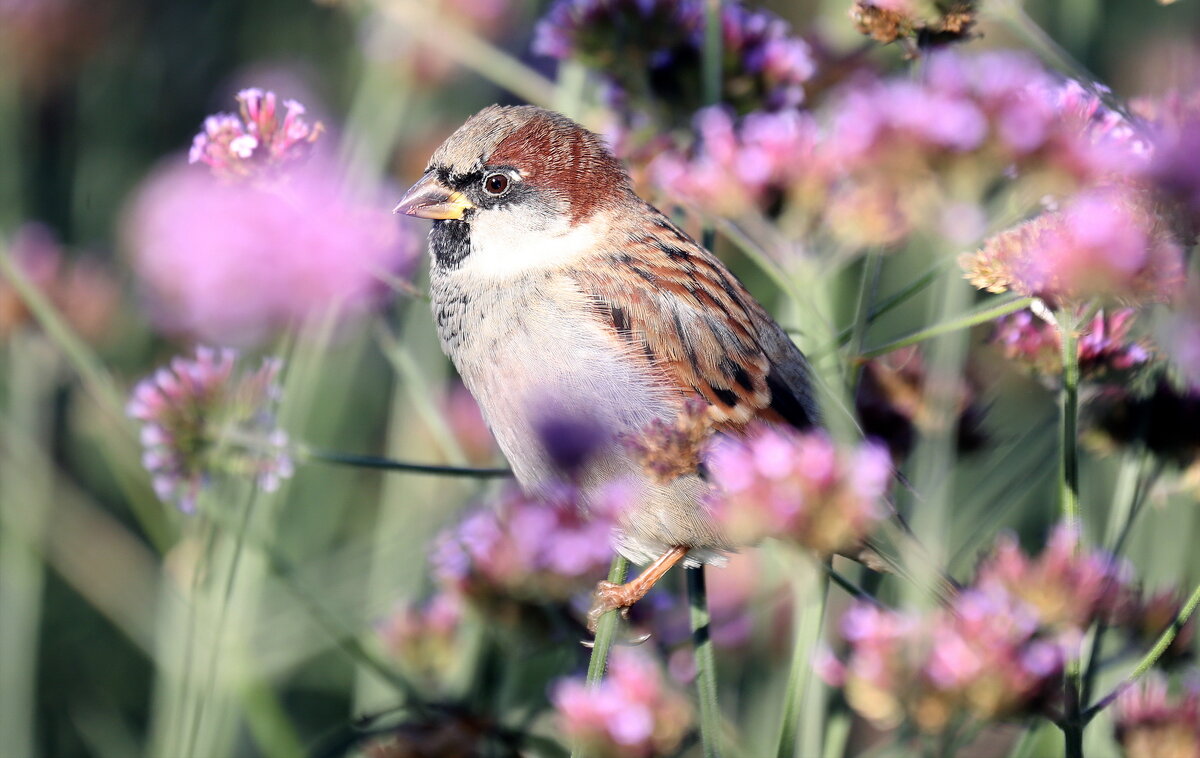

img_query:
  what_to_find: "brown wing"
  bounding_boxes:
[567,209,820,431]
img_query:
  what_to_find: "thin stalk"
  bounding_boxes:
[775,564,829,758]
[858,296,1034,359]
[1057,312,1083,758]
[584,556,631,686]
[688,566,721,758]
[702,0,722,108]
[1084,580,1200,722]
[845,250,883,391]
[302,447,511,478]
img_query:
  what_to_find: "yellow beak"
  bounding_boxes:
[393,172,475,220]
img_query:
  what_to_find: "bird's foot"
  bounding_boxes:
[586,580,639,635]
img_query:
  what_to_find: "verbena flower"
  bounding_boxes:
[974,525,1127,635]
[533,0,814,117]
[126,347,292,512]
[376,591,465,690]
[431,484,627,605]
[850,0,977,47]
[189,88,323,182]
[625,398,713,483]
[961,185,1184,305]
[822,588,1065,734]
[704,427,891,555]
[126,152,415,347]
[991,308,1151,379]
[551,648,693,758]
[1114,674,1200,758]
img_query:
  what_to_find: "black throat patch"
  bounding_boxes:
[429,219,471,270]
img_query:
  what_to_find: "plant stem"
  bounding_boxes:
[1084,580,1200,722]
[858,295,1033,359]
[775,563,829,758]
[1057,312,1084,758]
[688,566,722,758]
[584,556,630,686]
[702,0,722,108]
[302,447,511,478]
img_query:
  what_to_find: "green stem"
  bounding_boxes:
[858,296,1033,359]
[688,566,721,758]
[846,250,883,391]
[775,565,830,758]
[584,556,630,687]
[301,447,511,478]
[702,0,722,108]
[1084,580,1200,722]
[1057,312,1083,758]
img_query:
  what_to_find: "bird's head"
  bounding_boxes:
[395,105,634,273]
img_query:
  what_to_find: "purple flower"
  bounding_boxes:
[551,648,692,757]
[991,307,1152,379]
[533,0,813,117]
[705,427,890,555]
[376,591,465,690]
[431,484,628,604]
[189,89,323,182]
[126,347,292,512]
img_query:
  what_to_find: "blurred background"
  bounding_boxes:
[3,0,1200,756]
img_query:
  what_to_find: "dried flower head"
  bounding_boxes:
[126,347,292,512]
[850,0,977,48]
[552,648,693,758]
[189,89,323,182]
[705,427,891,555]
[1114,674,1200,758]
[625,398,714,483]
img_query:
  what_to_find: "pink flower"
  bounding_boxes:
[126,347,292,512]
[551,648,692,758]
[974,524,1127,634]
[189,89,323,182]
[991,308,1151,378]
[705,427,890,555]
[376,591,465,690]
[431,484,628,604]
[1114,674,1200,758]
[125,158,416,346]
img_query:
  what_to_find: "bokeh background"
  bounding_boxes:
[3,0,1200,757]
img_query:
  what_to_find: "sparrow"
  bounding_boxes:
[395,105,820,628]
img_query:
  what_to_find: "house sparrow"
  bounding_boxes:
[395,105,820,627]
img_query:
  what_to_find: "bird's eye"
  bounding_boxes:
[483,173,510,196]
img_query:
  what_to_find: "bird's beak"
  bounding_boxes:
[393,172,475,220]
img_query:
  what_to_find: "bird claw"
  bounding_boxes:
[585,580,636,635]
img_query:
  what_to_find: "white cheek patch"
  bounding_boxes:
[463,207,606,278]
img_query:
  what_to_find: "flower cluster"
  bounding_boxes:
[704,427,891,555]
[1114,675,1200,758]
[624,398,713,483]
[126,91,416,346]
[974,525,1126,634]
[551,648,693,758]
[651,50,1151,251]
[961,185,1184,305]
[991,308,1151,379]
[533,0,814,117]
[431,485,627,604]
[1,222,120,343]
[189,88,323,182]
[820,588,1064,733]
[126,347,292,512]
[377,591,465,690]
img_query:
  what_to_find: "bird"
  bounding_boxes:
[394,104,821,629]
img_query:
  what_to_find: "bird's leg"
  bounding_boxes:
[587,546,689,634]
